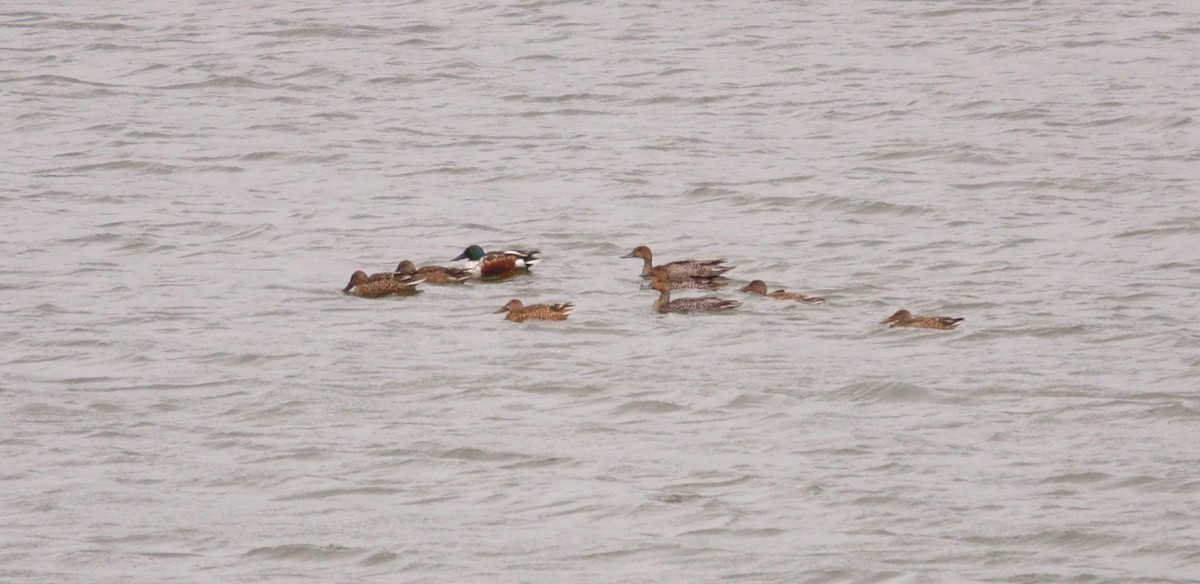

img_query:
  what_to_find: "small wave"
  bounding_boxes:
[683,186,739,200]
[215,223,277,243]
[500,456,572,470]
[679,527,785,538]
[1113,224,1198,239]
[1021,324,1089,338]
[959,106,1051,121]
[156,76,272,90]
[396,165,484,177]
[247,24,387,39]
[665,474,754,490]
[511,53,562,62]
[610,400,686,415]
[1134,403,1200,420]
[501,92,614,104]
[272,66,349,83]
[1062,38,1111,48]
[243,543,371,561]
[1,74,120,88]
[965,528,1124,551]
[1040,471,1111,485]
[517,108,611,117]
[43,160,164,174]
[276,486,402,501]
[439,447,526,462]
[823,381,965,404]
[921,7,1004,17]
[360,551,398,566]
[1155,115,1192,129]
[806,194,932,217]
[654,492,701,504]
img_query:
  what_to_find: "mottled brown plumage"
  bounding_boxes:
[342,270,424,298]
[494,299,574,322]
[622,245,734,279]
[739,280,825,304]
[396,260,470,284]
[880,309,963,330]
[649,277,741,314]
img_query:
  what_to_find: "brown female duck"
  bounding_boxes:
[494,299,574,322]
[342,270,424,298]
[622,245,734,280]
[649,276,741,314]
[880,309,963,330]
[739,280,825,304]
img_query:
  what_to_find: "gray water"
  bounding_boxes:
[3,1,1200,582]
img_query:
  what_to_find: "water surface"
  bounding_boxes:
[3,1,1199,582]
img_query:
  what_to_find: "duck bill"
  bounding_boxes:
[879,316,896,324]
[493,307,509,314]
[738,285,753,293]
[342,282,355,294]
[620,251,635,258]
[451,251,469,261]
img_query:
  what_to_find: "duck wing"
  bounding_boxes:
[498,249,541,267]
[522,302,574,320]
[669,297,741,312]
[654,260,733,279]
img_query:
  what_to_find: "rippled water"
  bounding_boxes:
[4,1,1200,582]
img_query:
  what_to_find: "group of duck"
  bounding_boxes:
[343,244,965,330]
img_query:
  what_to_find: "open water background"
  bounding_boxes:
[3,1,1200,582]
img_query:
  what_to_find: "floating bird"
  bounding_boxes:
[880,309,963,330]
[342,270,424,298]
[648,276,741,314]
[739,280,825,304]
[494,299,574,322]
[396,260,471,284]
[452,245,540,279]
[622,245,734,279]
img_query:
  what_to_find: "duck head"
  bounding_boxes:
[494,299,525,313]
[739,280,768,295]
[453,244,485,262]
[343,270,369,293]
[880,309,912,325]
[621,245,652,260]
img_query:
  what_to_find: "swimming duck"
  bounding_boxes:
[880,309,963,330]
[452,244,540,279]
[739,280,825,304]
[648,276,741,314]
[622,245,734,279]
[342,270,424,298]
[494,299,574,322]
[396,260,471,284]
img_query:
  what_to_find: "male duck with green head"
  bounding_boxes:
[452,244,541,279]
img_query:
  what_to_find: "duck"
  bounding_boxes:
[739,280,825,304]
[342,270,424,298]
[494,299,574,322]
[648,276,741,314]
[880,309,963,330]
[396,260,471,284]
[621,245,734,280]
[452,244,540,279]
